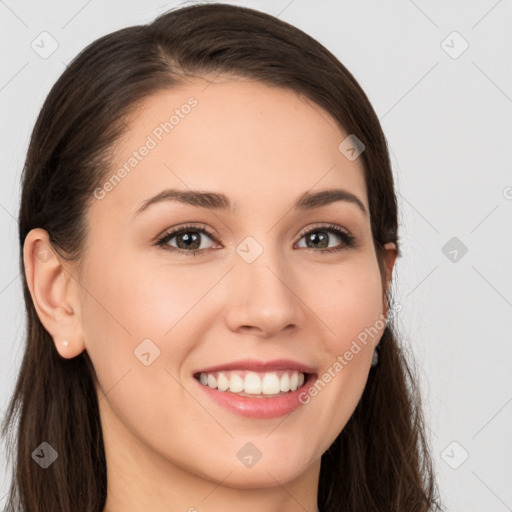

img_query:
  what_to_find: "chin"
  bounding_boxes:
[220,464,308,490]
[201,449,316,489]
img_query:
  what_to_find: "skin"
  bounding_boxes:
[24,76,396,512]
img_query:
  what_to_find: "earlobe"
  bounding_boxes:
[383,242,398,280]
[23,228,85,359]
[382,242,398,317]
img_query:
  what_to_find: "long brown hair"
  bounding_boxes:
[2,3,443,511]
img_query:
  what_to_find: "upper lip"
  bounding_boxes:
[194,358,316,375]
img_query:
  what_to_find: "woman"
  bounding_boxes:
[1,3,443,511]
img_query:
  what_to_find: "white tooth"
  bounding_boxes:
[261,373,281,394]
[244,372,262,394]
[280,373,290,392]
[229,373,244,393]
[217,372,229,391]
[201,370,306,394]
[289,371,299,391]
[207,374,217,389]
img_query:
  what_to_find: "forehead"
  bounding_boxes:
[94,77,368,219]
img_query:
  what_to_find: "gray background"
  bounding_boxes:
[1,1,511,510]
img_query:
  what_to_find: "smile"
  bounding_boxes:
[196,369,306,396]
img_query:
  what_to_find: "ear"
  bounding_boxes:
[23,228,85,359]
[382,242,398,318]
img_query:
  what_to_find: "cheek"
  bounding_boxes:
[79,252,222,381]
[298,259,385,445]
[309,254,385,353]
[284,251,384,429]
[83,251,210,336]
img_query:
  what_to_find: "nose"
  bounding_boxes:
[224,245,306,337]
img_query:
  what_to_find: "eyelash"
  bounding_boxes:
[155,223,357,256]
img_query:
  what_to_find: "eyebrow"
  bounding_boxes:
[134,187,368,217]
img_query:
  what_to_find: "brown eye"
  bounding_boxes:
[156,225,217,255]
[302,231,330,249]
[172,231,203,250]
[296,225,356,253]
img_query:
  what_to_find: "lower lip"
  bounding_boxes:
[194,374,315,419]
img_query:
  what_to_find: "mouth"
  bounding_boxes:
[192,358,318,418]
[193,369,313,398]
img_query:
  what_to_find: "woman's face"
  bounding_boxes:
[65,78,396,490]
